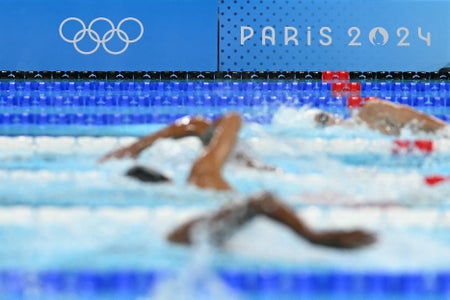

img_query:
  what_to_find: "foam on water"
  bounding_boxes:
[1,205,450,273]
[1,106,450,207]
[1,106,450,278]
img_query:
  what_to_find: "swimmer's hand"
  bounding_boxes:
[98,144,144,163]
[311,229,376,249]
[234,152,278,172]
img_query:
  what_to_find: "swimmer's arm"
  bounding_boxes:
[395,104,446,132]
[167,192,375,249]
[358,98,446,135]
[130,116,212,151]
[99,116,211,162]
[187,113,242,190]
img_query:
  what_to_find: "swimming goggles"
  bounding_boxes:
[316,112,330,127]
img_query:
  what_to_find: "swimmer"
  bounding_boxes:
[100,113,274,191]
[313,97,446,136]
[167,191,376,249]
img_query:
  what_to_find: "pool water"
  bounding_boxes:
[1,79,450,299]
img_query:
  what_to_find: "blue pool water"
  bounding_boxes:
[1,78,450,299]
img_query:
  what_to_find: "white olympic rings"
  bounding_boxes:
[59,17,144,55]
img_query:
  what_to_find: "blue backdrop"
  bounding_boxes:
[219,0,450,71]
[0,0,217,70]
[0,0,448,71]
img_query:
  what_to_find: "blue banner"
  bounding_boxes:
[219,0,450,71]
[0,0,217,71]
[0,0,448,71]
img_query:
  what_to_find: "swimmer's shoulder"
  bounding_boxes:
[363,98,393,109]
[359,98,401,117]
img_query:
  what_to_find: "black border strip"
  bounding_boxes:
[0,70,448,81]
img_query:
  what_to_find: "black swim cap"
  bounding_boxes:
[126,165,171,183]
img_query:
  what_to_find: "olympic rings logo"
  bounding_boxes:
[59,17,144,55]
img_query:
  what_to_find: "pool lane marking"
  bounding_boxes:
[1,205,450,228]
[0,137,449,154]
[1,136,449,186]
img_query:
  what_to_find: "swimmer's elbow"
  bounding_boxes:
[166,228,192,246]
[167,234,191,246]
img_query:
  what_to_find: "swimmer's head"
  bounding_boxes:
[314,111,343,127]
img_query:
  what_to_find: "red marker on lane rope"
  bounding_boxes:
[391,139,434,154]
[347,96,363,108]
[424,175,450,186]
[322,70,350,82]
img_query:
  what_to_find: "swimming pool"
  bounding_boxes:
[1,73,450,299]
